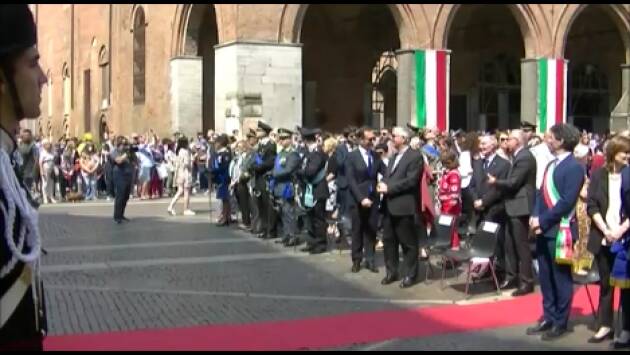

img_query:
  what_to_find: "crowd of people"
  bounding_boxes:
[10,100,630,348]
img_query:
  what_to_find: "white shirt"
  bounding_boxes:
[530,143,555,189]
[358,146,371,168]
[482,152,497,167]
[392,146,408,171]
[606,173,622,235]
[458,150,473,188]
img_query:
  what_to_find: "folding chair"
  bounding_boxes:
[573,264,600,323]
[424,214,456,285]
[442,221,501,298]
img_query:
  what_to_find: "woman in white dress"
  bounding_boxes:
[167,137,195,216]
[38,139,56,204]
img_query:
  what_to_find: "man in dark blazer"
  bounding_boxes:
[377,126,423,288]
[470,134,510,275]
[298,128,329,254]
[346,127,384,273]
[528,123,584,341]
[334,126,357,237]
[488,129,537,296]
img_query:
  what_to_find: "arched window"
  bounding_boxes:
[133,6,146,105]
[62,63,70,117]
[99,46,110,108]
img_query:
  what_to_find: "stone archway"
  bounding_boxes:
[561,5,630,133]
[170,5,219,135]
[444,5,527,131]
[299,5,402,132]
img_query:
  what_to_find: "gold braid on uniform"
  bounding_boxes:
[0,148,41,278]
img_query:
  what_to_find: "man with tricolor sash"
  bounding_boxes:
[527,123,584,341]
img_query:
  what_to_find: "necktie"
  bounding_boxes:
[367,150,374,195]
[390,153,398,173]
[483,158,489,171]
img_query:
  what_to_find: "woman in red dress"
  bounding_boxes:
[438,150,462,250]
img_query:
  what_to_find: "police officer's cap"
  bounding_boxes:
[406,123,420,134]
[277,128,293,139]
[520,121,537,130]
[0,5,37,57]
[300,127,320,140]
[256,121,273,134]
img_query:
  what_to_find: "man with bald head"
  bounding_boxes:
[488,129,537,296]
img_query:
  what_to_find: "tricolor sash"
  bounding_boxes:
[541,161,574,265]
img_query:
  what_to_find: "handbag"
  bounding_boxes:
[156,164,169,180]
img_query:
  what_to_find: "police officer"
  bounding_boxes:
[297,128,329,254]
[270,128,301,246]
[111,136,136,224]
[210,134,232,226]
[0,4,48,350]
[250,121,278,239]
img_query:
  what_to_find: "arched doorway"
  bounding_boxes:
[446,5,525,131]
[183,5,218,133]
[565,5,627,133]
[301,5,400,132]
[371,51,398,129]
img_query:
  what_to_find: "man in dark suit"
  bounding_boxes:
[488,129,537,296]
[250,121,277,239]
[298,128,329,254]
[377,126,423,288]
[528,123,584,341]
[334,126,356,238]
[470,134,510,273]
[346,127,384,273]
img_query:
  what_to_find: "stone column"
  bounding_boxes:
[214,41,302,134]
[396,49,414,127]
[169,57,202,137]
[520,58,538,128]
[610,64,630,131]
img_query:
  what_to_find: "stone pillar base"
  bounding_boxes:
[170,57,202,137]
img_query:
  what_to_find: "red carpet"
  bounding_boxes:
[44,286,609,351]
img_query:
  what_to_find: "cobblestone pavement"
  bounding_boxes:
[39,197,613,350]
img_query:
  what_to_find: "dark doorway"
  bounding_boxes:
[301,5,400,132]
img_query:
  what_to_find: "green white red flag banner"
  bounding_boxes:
[537,58,567,133]
[415,50,449,132]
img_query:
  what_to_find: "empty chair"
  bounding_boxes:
[441,221,501,298]
[424,214,456,284]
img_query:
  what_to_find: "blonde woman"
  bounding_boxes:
[167,137,195,216]
[323,137,340,240]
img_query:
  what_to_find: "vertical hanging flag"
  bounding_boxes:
[415,50,449,132]
[537,58,567,133]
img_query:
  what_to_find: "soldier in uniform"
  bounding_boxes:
[250,121,278,239]
[270,128,301,246]
[0,4,48,350]
[297,128,330,254]
[210,134,232,226]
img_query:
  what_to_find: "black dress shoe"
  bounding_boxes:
[399,276,415,288]
[300,246,312,252]
[114,219,123,224]
[365,262,379,273]
[309,248,327,255]
[511,284,534,297]
[541,326,568,341]
[276,238,290,244]
[611,340,630,349]
[381,274,399,285]
[587,330,614,343]
[526,320,553,335]
[500,278,518,290]
[351,261,361,273]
